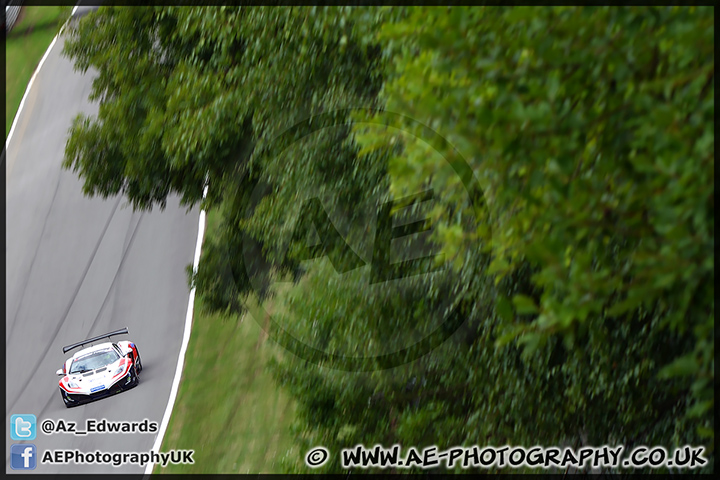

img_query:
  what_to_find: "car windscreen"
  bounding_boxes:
[69,350,120,374]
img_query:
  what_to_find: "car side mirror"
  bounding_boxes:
[56,369,64,376]
[127,352,133,358]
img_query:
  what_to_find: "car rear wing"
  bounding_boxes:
[62,327,129,354]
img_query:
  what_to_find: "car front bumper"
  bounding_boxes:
[62,369,136,405]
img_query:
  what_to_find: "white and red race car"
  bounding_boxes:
[56,327,142,407]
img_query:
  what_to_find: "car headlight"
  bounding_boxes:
[67,381,79,389]
[113,365,126,376]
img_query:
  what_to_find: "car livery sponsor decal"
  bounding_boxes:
[90,385,105,393]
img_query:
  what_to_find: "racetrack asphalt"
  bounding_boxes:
[5,6,200,473]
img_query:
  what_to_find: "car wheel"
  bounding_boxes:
[60,389,72,408]
[130,366,140,387]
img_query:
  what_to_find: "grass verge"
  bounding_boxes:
[6,6,72,138]
[154,209,297,474]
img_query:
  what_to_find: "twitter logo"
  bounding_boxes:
[11,414,36,440]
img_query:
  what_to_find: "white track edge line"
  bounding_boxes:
[5,4,79,149]
[144,184,208,476]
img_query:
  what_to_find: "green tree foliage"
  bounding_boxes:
[351,5,713,470]
[62,6,713,474]
[63,6,386,309]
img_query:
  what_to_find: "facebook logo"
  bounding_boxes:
[10,414,36,440]
[10,444,37,470]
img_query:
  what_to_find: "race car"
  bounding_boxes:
[56,327,142,407]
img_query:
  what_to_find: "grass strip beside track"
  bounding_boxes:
[156,209,297,474]
[6,6,72,138]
